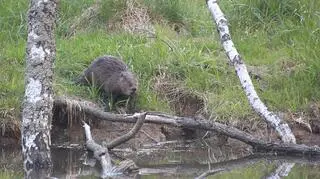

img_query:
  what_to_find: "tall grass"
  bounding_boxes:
[221,0,320,111]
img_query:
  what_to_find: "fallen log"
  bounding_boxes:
[55,97,320,155]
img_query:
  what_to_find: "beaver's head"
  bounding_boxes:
[118,71,138,96]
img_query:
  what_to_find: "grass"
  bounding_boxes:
[0,170,22,179]
[0,0,320,127]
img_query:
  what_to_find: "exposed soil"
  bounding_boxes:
[1,82,320,158]
[1,103,320,162]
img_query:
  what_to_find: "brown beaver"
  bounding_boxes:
[76,55,138,106]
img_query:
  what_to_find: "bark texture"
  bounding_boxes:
[206,0,296,143]
[22,0,57,176]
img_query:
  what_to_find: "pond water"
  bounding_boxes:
[1,146,320,179]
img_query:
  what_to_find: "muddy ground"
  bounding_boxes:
[1,93,320,160]
[2,109,320,157]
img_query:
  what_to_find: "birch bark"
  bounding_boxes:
[21,0,57,177]
[206,0,296,143]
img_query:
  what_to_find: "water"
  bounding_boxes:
[1,146,320,179]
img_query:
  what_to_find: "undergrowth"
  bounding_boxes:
[1,0,319,125]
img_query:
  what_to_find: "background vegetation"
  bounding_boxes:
[1,0,319,125]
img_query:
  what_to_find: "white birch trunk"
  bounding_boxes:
[22,0,57,177]
[206,0,296,143]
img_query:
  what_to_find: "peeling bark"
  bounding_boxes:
[22,0,57,177]
[206,0,296,144]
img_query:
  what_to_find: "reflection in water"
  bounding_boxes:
[1,146,320,178]
[265,162,295,179]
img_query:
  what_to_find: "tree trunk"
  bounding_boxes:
[21,0,57,177]
[206,0,296,144]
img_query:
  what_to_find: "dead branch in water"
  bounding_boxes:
[82,120,140,177]
[55,97,320,156]
[83,122,113,176]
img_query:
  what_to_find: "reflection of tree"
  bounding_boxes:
[2,146,320,178]
[139,154,320,178]
[265,163,295,179]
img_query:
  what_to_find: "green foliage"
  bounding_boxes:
[1,0,320,123]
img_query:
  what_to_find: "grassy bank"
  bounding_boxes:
[1,0,319,127]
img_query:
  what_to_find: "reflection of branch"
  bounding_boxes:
[265,162,295,179]
[55,97,320,155]
[138,154,320,177]
[206,0,296,144]
[195,169,224,179]
[107,112,146,149]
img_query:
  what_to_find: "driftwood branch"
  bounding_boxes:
[82,122,113,177]
[107,112,147,149]
[82,121,138,177]
[206,0,296,144]
[55,97,320,156]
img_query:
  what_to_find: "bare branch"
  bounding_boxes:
[106,112,147,149]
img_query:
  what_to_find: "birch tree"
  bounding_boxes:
[206,0,296,143]
[21,0,57,177]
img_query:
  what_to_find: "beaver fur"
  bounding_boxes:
[77,55,138,101]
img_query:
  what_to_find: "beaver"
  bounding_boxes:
[76,55,138,107]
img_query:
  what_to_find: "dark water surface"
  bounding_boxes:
[1,146,320,178]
